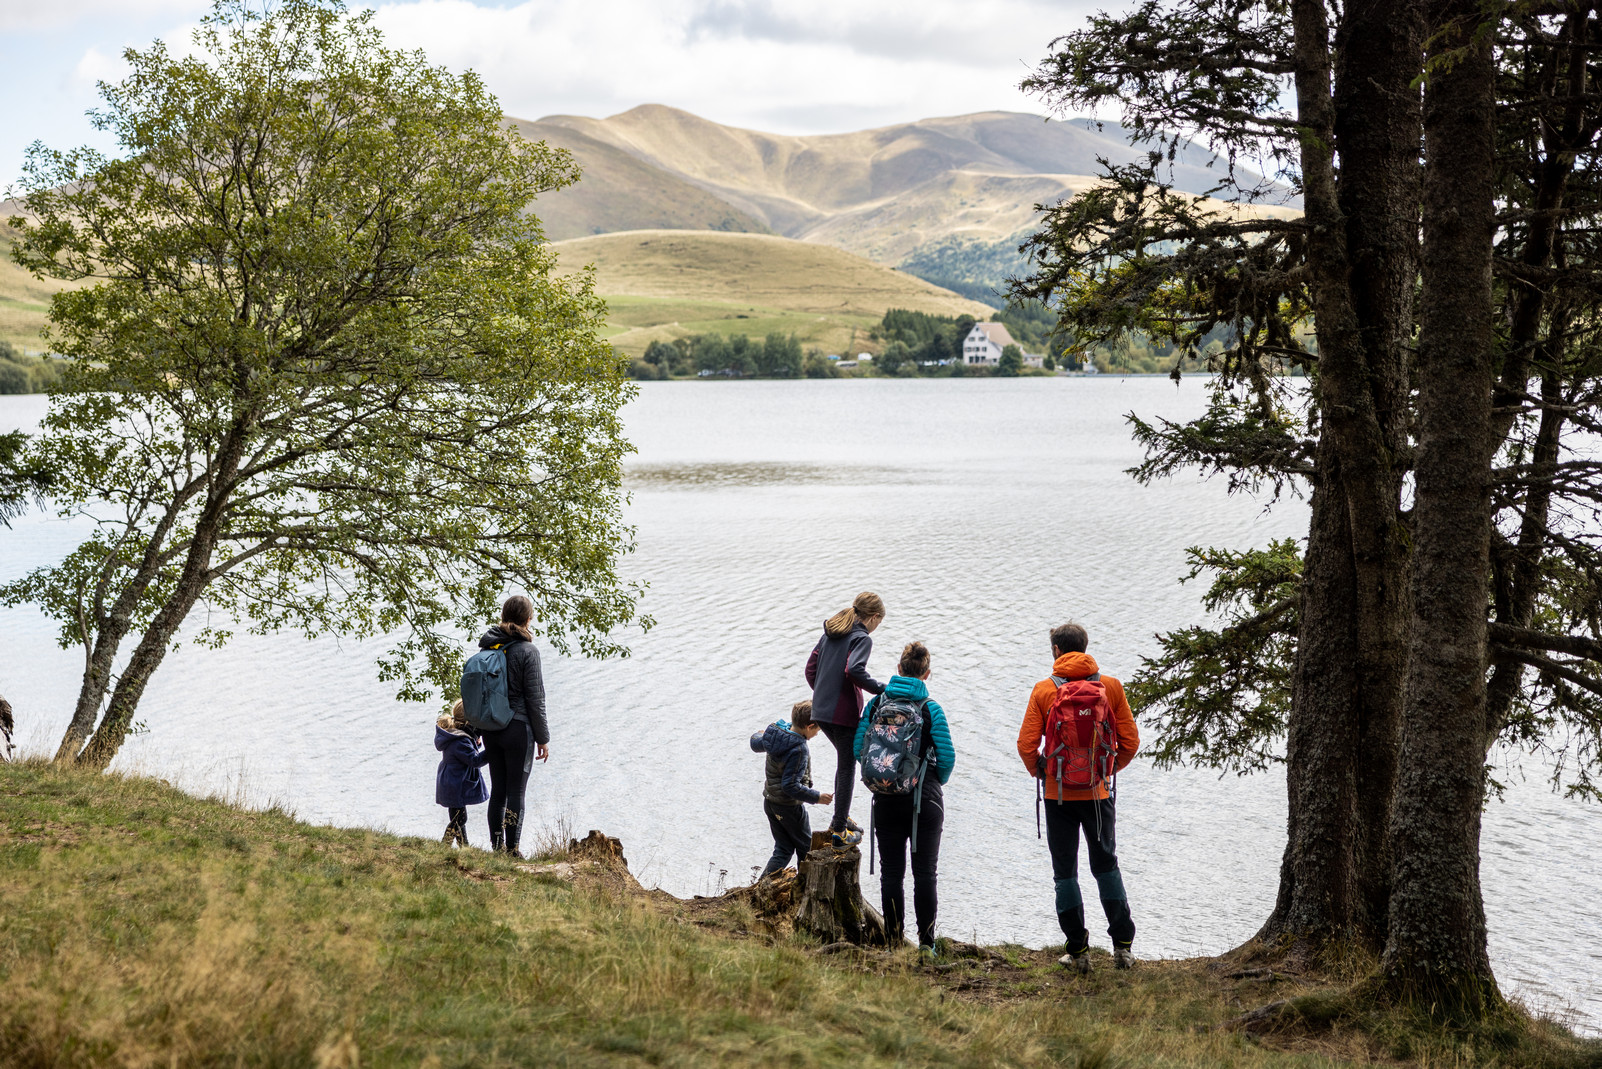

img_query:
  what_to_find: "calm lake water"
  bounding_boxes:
[1,380,1597,1029]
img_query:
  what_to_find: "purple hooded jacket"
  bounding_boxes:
[435,725,490,807]
[804,619,885,727]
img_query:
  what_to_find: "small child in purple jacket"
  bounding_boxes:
[436,699,490,847]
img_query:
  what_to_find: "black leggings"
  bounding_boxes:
[872,786,944,946]
[818,721,857,831]
[483,718,534,850]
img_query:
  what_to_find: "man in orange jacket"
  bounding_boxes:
[1016,622,1140,973]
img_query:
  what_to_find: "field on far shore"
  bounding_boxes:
[553,230,994,357]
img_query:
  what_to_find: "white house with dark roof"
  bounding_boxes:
[962,322,1016,365]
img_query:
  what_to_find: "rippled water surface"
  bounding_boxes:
[2,380,1597,1029]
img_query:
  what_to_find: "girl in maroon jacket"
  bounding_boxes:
[805,591,886,846]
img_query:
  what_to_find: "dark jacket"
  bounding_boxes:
[804,621,884,727]
[479,626,549,745]
[749,720,821,804]
[435,725,490,807]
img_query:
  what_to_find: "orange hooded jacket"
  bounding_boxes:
[1016,651,1139,801]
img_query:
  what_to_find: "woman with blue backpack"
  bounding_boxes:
[467,594,549,857]
[853,641,955,957]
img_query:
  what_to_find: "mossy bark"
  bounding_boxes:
[794,832,891,947]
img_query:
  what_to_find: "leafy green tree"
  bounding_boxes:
[1043,353,1056,372]
[3,0,641,769]
[802,350,837,378]
[875,340,911,376]
[642,341,678,372]
[759,332,802,377]
[997,344,1024,376]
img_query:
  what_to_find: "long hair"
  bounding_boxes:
[501,594,534,642]
[824,591,885,637]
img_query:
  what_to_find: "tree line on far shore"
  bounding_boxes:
[626,304,1227,381]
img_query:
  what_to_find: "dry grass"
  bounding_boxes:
[553,229,990,356]
[0,760,1594,1068]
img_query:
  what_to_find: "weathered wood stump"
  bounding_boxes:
[794,831,893,946]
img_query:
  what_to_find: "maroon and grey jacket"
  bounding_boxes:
[804,620,885,728]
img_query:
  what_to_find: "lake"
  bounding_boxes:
[1,379,1597,1030]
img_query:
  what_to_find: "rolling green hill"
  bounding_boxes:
[551,229,993,356]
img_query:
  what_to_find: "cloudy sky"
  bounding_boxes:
[0,0,1104,188]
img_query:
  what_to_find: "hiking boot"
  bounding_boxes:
[1058,948,1092,974]
[1113,947,1136,970]
[830,819,864,849]
[918,944,938,963]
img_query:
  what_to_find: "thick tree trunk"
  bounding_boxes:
[793,833,892,947]
[1256,0,1418,963]
[1380,0,1501,1016]
[1327,0,1422,942]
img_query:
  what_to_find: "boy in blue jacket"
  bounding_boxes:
[750,700,834,879]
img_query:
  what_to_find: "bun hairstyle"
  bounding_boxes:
[501,594,534,642]
[824,591,886,637]
[898,641,931,678]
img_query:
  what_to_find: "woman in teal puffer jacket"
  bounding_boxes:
[853,641,955,955]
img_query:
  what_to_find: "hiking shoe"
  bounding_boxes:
[830,820,864,849]
[1114,947,1136,970]
[1058,949,1092,974]
[918,943,938,962]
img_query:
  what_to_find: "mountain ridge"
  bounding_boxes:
[520,104,1300,301]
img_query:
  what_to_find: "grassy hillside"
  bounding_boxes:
[530,106,1302,270]
[1,760,1593,1068]
[0,226,81,352]
[508,117,772,241]
[552,230,993,356]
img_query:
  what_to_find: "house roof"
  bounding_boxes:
[970,322,1015,347]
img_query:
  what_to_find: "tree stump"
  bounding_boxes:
[794,831,894,947]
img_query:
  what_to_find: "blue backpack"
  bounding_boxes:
[460,643,515,731]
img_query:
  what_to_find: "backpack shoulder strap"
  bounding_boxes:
[1050,675,1066,687]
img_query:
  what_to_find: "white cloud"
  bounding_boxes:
[0,0,201,33]
[369,0,1098,133]
[69,45,131,89]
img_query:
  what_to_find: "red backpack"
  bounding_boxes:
[1036,672,1118,836]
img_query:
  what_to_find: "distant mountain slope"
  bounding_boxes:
[520,105,1299,304]
[551,229,991,355]
[507,118,770,240]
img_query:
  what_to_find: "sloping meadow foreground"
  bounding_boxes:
[0,762,1594,1069]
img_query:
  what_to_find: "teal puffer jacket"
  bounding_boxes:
[852,675,955,785]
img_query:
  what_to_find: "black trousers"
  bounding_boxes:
[818,721,857,831]
[872,786,944,947]
[483,718,534,850]
[1044,797,1135,952]
[761,799,812,878]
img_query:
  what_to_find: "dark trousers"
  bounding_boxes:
[1044,797,1135,952]
[872,786,944,947]
[444,806,468,845]
[483,718,534,851]
[818,721,857,831]
[761,799,812,878]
